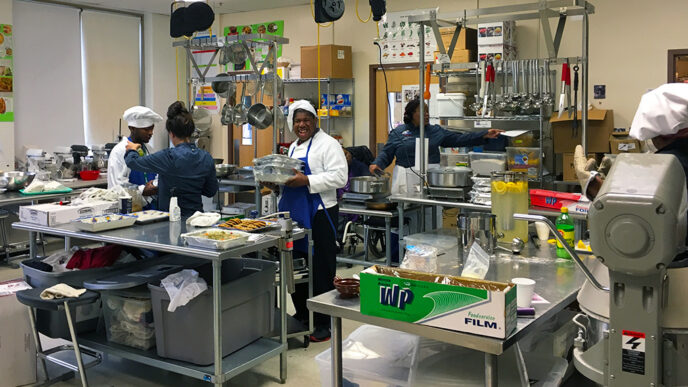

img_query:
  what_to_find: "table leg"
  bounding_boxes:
[432,205,438,229]
[279,246,288,383]
[29,231,36,259]
[308,231,314,334]
[331,316,343,387]
[385,217,391,266]
[363,215,369,262]
[212,259,223,387]
[485,353,498,387]
[398,206,405,263]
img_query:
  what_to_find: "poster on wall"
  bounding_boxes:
[0,24,13,122]
[377,12,436,65]
[195,85,219,113]
[223,20,284,72]
[191,33,219,78]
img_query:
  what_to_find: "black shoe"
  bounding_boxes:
[310,326,331,342]
[291,313,309,327]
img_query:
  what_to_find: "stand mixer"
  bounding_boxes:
[91,144,108,172]
[53,146,76,180]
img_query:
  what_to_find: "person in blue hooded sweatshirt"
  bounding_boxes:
[123,101,218,217]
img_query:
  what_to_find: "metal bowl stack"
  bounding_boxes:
[1,171,36,191]
[215,164,237,178]
[252,154,304,184]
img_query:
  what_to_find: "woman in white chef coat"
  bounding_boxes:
[270,100,348,342]
[108,106,163,210]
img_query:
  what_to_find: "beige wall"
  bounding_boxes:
[221,0,688,146]
[0,0,12,169]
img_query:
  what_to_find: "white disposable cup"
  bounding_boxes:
[512,277,536,308]
[535,222,550,244]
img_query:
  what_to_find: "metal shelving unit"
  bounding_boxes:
[283,78,355,146]
[407,0,595,188]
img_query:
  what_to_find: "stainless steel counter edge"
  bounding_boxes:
[390,194,588,220]
[307,285,580,355]
[338,205,396,218]
[12,222,305,261]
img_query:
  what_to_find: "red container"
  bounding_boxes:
[79,170,100,181]
[529,189,581,210]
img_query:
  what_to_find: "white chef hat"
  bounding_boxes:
[287,100,317,132]
[629,83,688,141]
[123,106,163,128]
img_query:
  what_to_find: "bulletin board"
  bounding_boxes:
[0,24,13,122]
[223,20,284,72]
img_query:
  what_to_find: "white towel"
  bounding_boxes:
[185,211,221,227]
[40,284,86,300]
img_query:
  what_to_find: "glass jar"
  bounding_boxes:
[490,171,529,242]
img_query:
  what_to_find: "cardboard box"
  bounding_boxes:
[551,108,614,153]
[434,49,477,64]
[0,280,37,387]
[611,127,629,136]
[478,44,517,61]
[442,207,459,229]
[300,45,352,79]
[19,200,120,226]
[360,265,517,339]
[478,21,516,45]
[609,135,641,154]
[439,27,478,51]
[562,152,596,182]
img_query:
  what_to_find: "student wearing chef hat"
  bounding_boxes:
[107,105,163,210]
[262,99,347,342]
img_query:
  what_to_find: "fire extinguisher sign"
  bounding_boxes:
[621,330,645,375]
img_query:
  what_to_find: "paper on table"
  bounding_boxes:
[500,130,529,138]
[531,293,550,304]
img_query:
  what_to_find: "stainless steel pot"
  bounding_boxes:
[350,176,390,195]
[427,166,472,187]
[247,103,273,129]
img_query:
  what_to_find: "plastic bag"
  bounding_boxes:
[42,247,78,273]
[400,245,439,273]
[160,269,208,312]
[461,243,490,279]
[186,211,221,227]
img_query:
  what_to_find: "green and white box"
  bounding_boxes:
[360,266,517,339]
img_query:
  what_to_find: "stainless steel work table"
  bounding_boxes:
[308,245,593,387]
[62,177,108,189]
[0,189,87,207]
[218,177,262,215]
[391,193,588,262]
[13,220,307,386]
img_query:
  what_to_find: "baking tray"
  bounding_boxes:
[216,219,279,233]
[74,214,136,232]
[181,229,251,250]
[19,187,73,195]
[131,210,169,224]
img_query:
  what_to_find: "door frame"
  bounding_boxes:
[368,63,423,154]
[667,49,688,83]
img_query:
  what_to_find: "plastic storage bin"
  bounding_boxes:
[506,147,541,179]
[436,93,466,117]
[148,258,276,365]
[468,152,507,176]
[413,338,568,386]
[102,287,156,350]
[315,325,419,387]
[20,255,169,340]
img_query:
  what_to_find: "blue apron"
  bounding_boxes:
[278,137,337,253]
[128,138,157,210]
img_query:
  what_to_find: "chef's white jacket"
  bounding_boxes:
[287,129,347,209]
[107,138,157,200]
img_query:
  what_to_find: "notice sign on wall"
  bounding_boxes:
[0,24,13,122]
[223,20,284,72]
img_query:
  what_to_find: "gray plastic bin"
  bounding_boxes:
[20,254,204,339]
[148,258,276,365]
